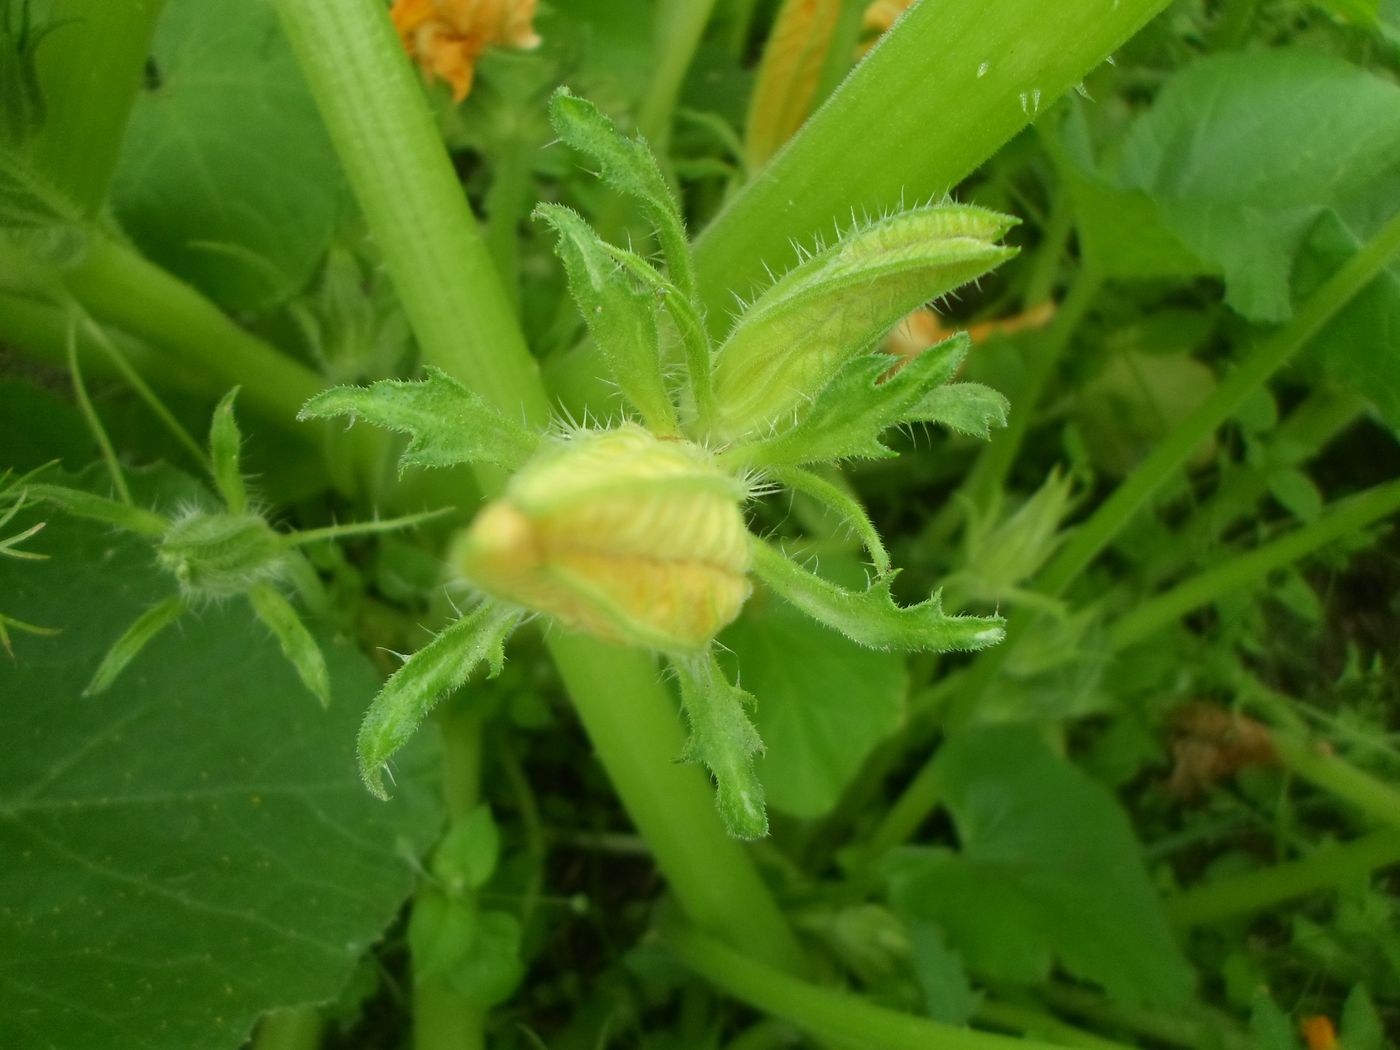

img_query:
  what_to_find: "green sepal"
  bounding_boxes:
[548,88,695,301]
[534,203,678,433]
[358,602,522,799]
[708,205,1017,441]
[27,482,169,537]
[672,650,768,840]
[209,388,247,513]
[298,367,540,474]
[768,465,890,576]
[916,382,1009,439]
[247,582,330,706]
[734,335,970,466]
[85,594,187,695]
[750,538,1004,652]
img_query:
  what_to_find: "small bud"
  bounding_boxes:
[157,511,285,599]
[452,424,751,651]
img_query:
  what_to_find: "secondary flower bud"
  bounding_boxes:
[452,424,751,651]
[157,511,285,599]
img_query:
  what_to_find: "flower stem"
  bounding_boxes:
[663,922,1130,1050]
[1166,830,1400,928]
[1108,478,1400,651]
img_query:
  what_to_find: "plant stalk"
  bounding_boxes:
[1166,830,1400,928]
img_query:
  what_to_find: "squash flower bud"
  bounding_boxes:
[157,511,285,599]
[452,424,751,651]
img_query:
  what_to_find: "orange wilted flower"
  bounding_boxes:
[1300,1016,1338,1050]
[389,0,541,102]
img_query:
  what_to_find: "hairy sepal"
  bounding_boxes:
[672,651,768,840]
[209,388,248,513]
[534,203,677,433]
[735,334,971,466]
[298,368,539,474]
[247,583,330,706]
[85,594,187,696]
[358,602,522,799]
[709,205,1016,441]
[548,88,695,300]
[28,483,169,537]
[751,539,1005,652]
[767,465,890,576]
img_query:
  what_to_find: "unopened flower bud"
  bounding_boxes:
[157,511,284,598]
[452,424,751,651]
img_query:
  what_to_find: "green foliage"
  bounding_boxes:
[111,0,343,311]
[298,368,541,474]
[721,586,906,819]
[0,505,438,1050]
[357,603,521,800]
[750,539,1005,652]
[884,725,1195,1008]
[534,203,676,432]
[673,651,768,839]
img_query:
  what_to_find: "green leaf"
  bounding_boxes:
[534,203,677,433]
[110,0,344,311]
[750,539,1004,652]
[548,87,695,300]
[27,482,170,537]
[708,206,1016,440]
[357,603,522,800]
[431,804,500,893]
[719,585,905,819]
[1118,50,1400,323]
[735,336,970,466]
[1249,990,1301,1050]
[1340,984,1384,1050]
[410,893,524,1005]
[672,651,768,839]
[914,383,1009,440]
[247,582,330,707]
[883,725,1196,1008]
[298,368,540,475]
[85,593,187,696]
[908,921,979,1026]
[0,496,439,1050]
[208,388,246,513]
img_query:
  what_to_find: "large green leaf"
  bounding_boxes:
[883,725,1195,1008]
[0,499,438,1050]
[110,0,344,311]
[720,587,906,820]
[1118,49,1400,324]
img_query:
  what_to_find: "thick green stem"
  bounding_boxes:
[270,0,548,428]
[1166,830,1400,928]
[251,1007,323,1050]
[1108,478,1400,651]
[1272,734,1400,833]
[1039,985,1251,1050]
[692,0,1171,328]
[664,923,1124,1050]
[30,0,166,213]
[271,0,802,973]
[548,635,805,971]
[61,237,325,424]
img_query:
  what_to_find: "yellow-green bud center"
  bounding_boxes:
[452,424,751,651]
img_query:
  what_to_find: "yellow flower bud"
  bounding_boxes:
[452,424,751,651]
